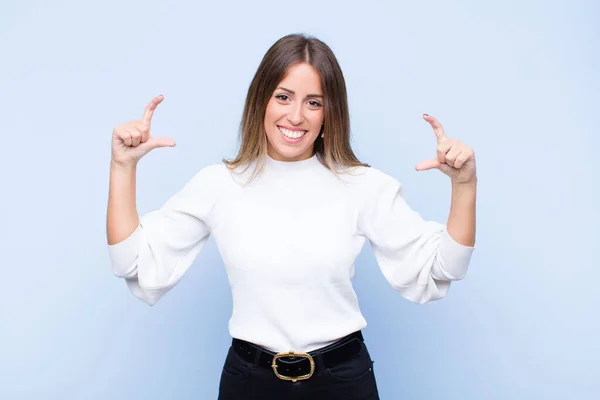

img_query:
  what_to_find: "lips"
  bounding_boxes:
[277,126,307,140]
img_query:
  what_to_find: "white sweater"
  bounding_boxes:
[108,154,475,353]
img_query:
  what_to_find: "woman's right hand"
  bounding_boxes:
[111,95,176,167]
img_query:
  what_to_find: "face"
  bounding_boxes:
[264,63,325,162]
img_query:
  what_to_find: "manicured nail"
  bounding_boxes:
[423,113,429,116]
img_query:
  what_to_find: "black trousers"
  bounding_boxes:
[217,335,380,399]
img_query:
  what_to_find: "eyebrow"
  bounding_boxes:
[277,86,323,99]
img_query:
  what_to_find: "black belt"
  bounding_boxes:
[231,331,364,382]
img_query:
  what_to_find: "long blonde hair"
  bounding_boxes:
[222,33,369,182]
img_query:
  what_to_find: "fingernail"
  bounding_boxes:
[423,113,429,116]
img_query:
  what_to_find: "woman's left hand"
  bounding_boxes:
[415,114,477,185]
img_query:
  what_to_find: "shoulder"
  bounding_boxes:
[338,164,402,192]
[336,165,405,214]
[188,161,257,190]
[188,163,229,185]
[174,163,233,199]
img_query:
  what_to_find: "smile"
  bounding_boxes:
[278,126,307,142]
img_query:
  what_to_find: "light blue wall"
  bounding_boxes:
[1,0,598,398]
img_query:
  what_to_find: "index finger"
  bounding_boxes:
[142,94,164,125]
[422,114,448,142]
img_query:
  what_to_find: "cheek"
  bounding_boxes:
[264,101,283,124]
[311,111,325,130]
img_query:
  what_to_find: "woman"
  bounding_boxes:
[107,33,476,399]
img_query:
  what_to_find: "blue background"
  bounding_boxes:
[1,0,598,398]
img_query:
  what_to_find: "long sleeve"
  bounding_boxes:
[107,164,222,306]
[357,169,475,304]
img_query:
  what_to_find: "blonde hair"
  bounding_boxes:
[222,33,369,183]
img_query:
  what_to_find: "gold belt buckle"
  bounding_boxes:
[271,350,315,382]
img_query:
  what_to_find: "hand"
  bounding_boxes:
[415,114,476,185]
[111,95,176,167]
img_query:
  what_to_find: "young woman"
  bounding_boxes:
[106,33,476,399]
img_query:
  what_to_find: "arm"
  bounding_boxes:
[357,169,475,305]
[416,113,477,248]
[106,165,219,306]
[107,94,174,248]
[446,180,477,247]
[358,115,477,304]
[106,95,212,306]
[106,161,140,246]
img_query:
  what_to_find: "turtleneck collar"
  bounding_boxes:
[265,153,320,172]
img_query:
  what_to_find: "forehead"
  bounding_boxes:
[278,63,322,92]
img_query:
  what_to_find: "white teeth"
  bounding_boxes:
[278,126,306,139]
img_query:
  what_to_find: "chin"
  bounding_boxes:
[268,140,315,161]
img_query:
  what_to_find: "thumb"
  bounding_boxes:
[143,137,176,151]
[415,158,441,171]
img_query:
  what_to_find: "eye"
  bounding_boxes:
[308,100,322,108]
[275,94,290,101]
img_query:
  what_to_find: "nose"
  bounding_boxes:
[287,103,304,125]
